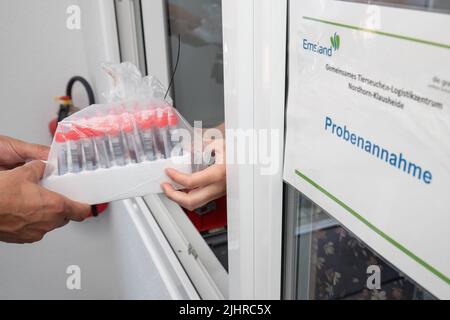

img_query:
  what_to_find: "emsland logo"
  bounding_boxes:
[302,32,341,57]
[330,32,340,51]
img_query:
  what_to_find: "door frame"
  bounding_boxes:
[222,0,287,299]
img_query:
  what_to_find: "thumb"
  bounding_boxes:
[22,160,46,182]
[38,188,91,222]
[61,197,91,222]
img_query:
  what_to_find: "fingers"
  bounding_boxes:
[12,138,49,161]
[161,182,225,211]
[161,183,190,208]
[22,160,46,182]
[202,139,225,165]
[165,165,225,189]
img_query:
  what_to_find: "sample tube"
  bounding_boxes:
[155,108,171,159]
[76,119,97,171]
[167,108,183,157]
[135,108,157,161]
[55,132,68,175]
[105,114,128,166]
[89,116,112,169]
[120,111,144,163]
[66,129,83,173]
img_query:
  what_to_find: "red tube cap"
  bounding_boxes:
[66,129,81,141]
[74,119,99,138]
[105,114,120,136]
[86,117,105,137]
[167,108,178,126]
[156,108,168,128]
[135,109,155,130]
[120,113,134,133]
[55,132,67,143]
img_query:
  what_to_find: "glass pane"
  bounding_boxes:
[165,0,227,271]
[285,187,435,300]
[166,0,224,128]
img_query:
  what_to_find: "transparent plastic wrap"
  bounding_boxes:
[41,62,194,204]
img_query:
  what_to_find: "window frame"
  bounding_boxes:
[222,0,287,299]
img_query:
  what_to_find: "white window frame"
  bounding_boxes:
[122,197,200,299]
[144,194,228,299]
[222,0,287,299]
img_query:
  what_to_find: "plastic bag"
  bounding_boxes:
[41,62,193,204]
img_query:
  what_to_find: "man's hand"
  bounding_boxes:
[0,135,49,170]
[161,139,226,211]
[0,160,91,244]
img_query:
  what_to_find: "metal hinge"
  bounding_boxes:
[188,243,199,260]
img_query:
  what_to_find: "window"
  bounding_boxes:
[166,0,225,128]
[164,0,228,271]
[117,0,229,299]
[282,0,448,300]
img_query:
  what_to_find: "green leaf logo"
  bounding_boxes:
[331,32,340,51]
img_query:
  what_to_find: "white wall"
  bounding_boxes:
[0,201,170,300]
[0,0,172,299]
[0,0,91,145]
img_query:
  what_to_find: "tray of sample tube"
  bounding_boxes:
[41,100,192,204]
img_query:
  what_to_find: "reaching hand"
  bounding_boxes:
[161,139,226,211]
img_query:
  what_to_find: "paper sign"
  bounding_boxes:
[284,0,450,298]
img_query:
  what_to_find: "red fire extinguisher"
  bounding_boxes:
[183,196,227,233]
